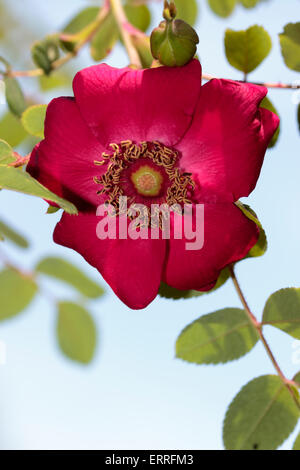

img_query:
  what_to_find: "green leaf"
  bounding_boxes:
[223,375,300,450]
[0,112,28,148]
[57,301,97,364]
[124,3,151,32]
[0,268,37,321]
[158,282,203,300]
[36,256,104,299]
[63,7,99,35]
[0,139,14,164]
[225,25,272,74]
[0,219,29,248]
[175,0,198,26]
[293,433,300,450]
[260,96,280,148]
[0,139,12,159]
[0,165,77,214]
[159,267,229,300]
[208,0,237,18]
[247,225,267,258]
[39,73,71,91]
[294,372,300,387]
[235,202,262,229]
[46,205,60,214]
[4,77,27,118]
[61,7,99,52]
[262,288,300,339]
[21,105,47,139]
[279,23,300,72]
[90,12,118,61]
[176,308,259,365]
[239,0,260,8]
[235,203,267,258]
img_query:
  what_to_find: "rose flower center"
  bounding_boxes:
[131,166,163,197]
[93,140,195,227]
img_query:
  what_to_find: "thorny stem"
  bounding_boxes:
[202,72,300,90]
[229,264,300,411]
[109,0,142,68]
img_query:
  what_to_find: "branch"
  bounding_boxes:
[9,153,30,168]
[1,2,110,79]
[229,264,300,411]
[110,0,142,68]
[202,72,300,90]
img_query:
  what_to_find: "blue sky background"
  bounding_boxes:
[0,0,300,450]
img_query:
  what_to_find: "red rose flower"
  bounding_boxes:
[27,60,279,309]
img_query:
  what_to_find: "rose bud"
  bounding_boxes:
[151,19,199,67]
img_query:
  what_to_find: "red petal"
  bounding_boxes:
[27,97,107,209]
[163,203,258,290]
[177,79,280,202]
[73,60,202,147]
[53,212,166,309]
